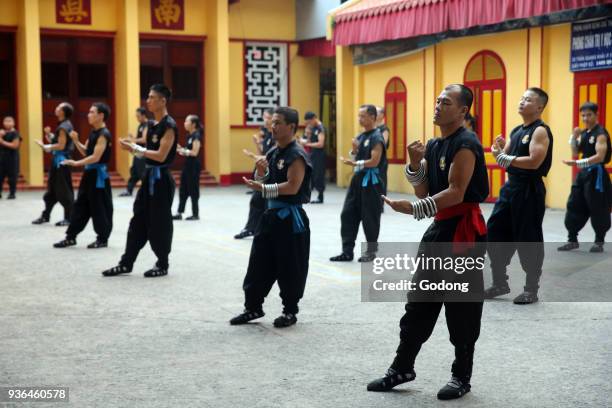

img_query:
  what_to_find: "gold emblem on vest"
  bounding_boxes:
[439,156,446,171]
[589,135,595,144]
[521,134,530,144]
[364,138,370,147]
[277,159,285,170]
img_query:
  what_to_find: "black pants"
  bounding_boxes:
[393,216,485,383]
[126,157,146,194]
[243,207,310,315]
[486,177,546,292]
[381,162,388,196]
[42,165,74,220]
[310,150,326,198]
[177,159,200,216]
[340,173,383,255]
[0,153,19,195]
[244,190,266,232]
[120,168,175,269]
[66,169,113,242]
[564,167,612,243]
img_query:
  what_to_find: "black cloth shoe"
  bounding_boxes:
[310,198,324,204]
[7,194,15,199]
[55,219,70,227]
[53,238,76,248]
[437,377,471,400]
[144,266,168,278]
[32,216,49,225]
[330,253,353,262]
[185,215,200,221]
[367,368,416,392]
[172,214,183,220]
[358,253,376,263]
[102,265,132,277]
[558,242,579,251]
[273,313,297,328]
[229,310,265,325]
[119,191,132,197]
[513,291,538,304]
[483,284,511,299]
[590,243,604,253]
[87,240,108,249]
[234,230,254,239]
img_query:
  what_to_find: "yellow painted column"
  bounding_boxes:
[335,45,356,187]
[204,0,231,185]
[16,0,43,186]
[114,0,140,180]
[526,27,543,89]
[423,46,437,141]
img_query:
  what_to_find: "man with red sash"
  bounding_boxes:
[369,84,489,400]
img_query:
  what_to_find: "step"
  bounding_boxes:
[16,170,218,190]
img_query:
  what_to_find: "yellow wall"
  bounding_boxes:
[229,0,295,40]
[138,0,206,35]
[39,0,118,31]
[350,25,578,208]
[542,24,574,209]
[359,51,425,193]
[0,0,18,26]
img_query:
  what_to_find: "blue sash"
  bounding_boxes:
[359,167,380,187]
[587,164,605,193]
[52,151,67,169]
[267,200,305,234]
[146,164,168,196]
[84,163,109,189]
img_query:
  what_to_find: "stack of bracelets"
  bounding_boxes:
[253,168,279,199]
[404,159,438,220]
[575,158,591,168]
[494,152,516,169]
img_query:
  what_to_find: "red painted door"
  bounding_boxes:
[0,33,16,120]
[40,35,115,171]
[139,40,204,171]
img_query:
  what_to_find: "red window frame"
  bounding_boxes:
[384,76,407,164]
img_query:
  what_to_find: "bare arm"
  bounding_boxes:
[144,129,175,163]
[70,131,88,156]
[563,134,609,166]
[63,136,107,167]
[133,126,148,145]
[509,127,549,170]
[341,142,382,168]
[305,131,325,149]
[243,156,306,196]
[49,129,68,151]
[384,148,475,214]
[186,140,201,157]
[382,129,390,146]
[0,135,20,150]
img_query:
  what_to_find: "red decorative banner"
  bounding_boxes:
[151,0,185,31]
[56,0,91,25]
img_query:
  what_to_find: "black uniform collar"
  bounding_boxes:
[441,125,465,141]
[521,118,542,129]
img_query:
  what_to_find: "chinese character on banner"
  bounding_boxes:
[151,0,184,30]
[56,0,91,25]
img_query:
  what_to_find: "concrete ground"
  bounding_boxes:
[1,186,610,408]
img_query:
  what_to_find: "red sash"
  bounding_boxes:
[434,202,487,251]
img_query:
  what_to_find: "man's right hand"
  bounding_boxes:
[407,141,425,169]
[255,156,269,176]
[572,127,581,139]
[351,137,359,153]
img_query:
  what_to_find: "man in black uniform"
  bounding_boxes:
[484,87,554,304]
[234,108,275,239]
[53,102,113,249]
[102,84,177,278]
[330,104,387,263]
[376,106,390,197]
[119,107,150,197]
[299,111,326,203]
[229,107,312,328]
[558,102,611,253]
[0,116,21,199]
[368,84,489,400]
[32,102,75,226]
[173,114,203,220]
